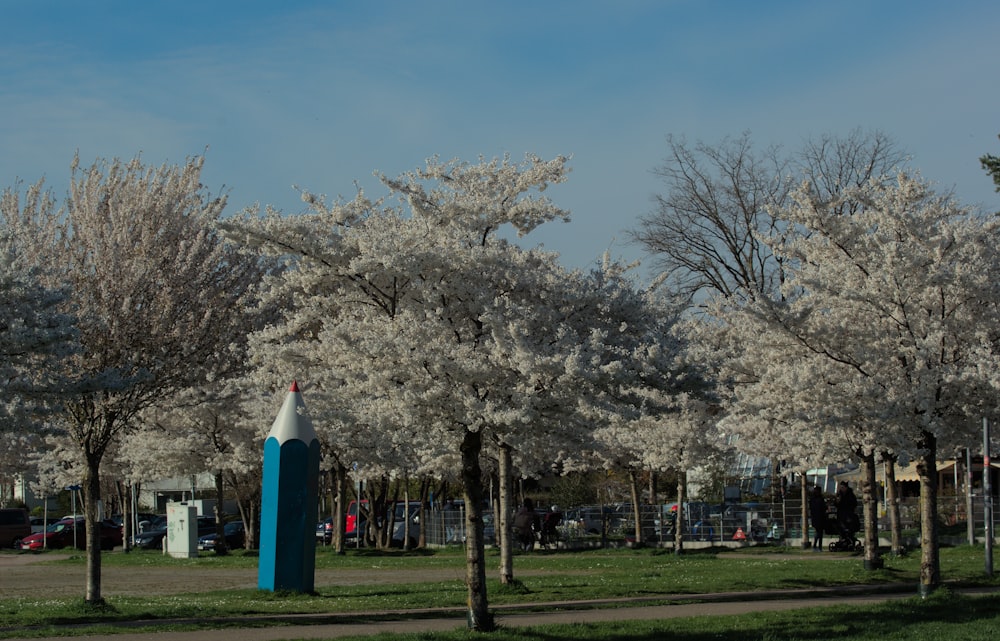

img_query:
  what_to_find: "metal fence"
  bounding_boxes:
[421,506,496,546]
[419,502,785,547]
[412,495,996,548]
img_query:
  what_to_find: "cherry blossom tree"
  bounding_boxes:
[693,173,999,590]
[1,154,268,604]
[0,228,78,496]
[561,261,716,548]
[485,257,693,577]
[600,391,725,552]
[635,129,911,551]
[225,153,676,630]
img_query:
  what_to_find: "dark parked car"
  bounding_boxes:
[20,517,123,551]
[0,508,31,548]
[134,515,217,550]
[316,516,335,545]
[198,521,246,552]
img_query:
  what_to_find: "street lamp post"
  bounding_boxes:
[65,485,81,549]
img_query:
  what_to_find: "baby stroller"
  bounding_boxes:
[826,507,862,552]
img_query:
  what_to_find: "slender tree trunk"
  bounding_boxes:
[334,463,347,554]
[916,431,940,595]
[498,442,514,585]
[884,456,903,555]
[860,452,882,569]
[964,449,975,546]
[121,481,132,553]
[418,477,430,549]
[628,470,642,545]
[800,474,809,549]
[235,481,261,551]
[460,429,493,631]
[401,479,412,550]
[83,457,103,604]
[674,470,685,555]
[212,470,227,554]
[249,501,259,550]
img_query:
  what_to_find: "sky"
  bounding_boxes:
[2,1,999,274]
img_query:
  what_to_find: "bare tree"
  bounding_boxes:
[632,129,907,302]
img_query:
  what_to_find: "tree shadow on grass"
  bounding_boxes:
[488,591,1000,641]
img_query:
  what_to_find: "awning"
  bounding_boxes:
[893,460,964,483]
[824,459,996,484]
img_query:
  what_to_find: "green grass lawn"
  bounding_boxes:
[351,591,1000,641]
[1,544,998,639]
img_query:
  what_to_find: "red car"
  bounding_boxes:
[20,517,123,551]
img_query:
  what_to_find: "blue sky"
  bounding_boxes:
[2,1,998,273]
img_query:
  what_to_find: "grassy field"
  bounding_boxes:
[1,544,998,639]
[351,590,1000,641]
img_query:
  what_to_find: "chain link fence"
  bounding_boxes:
[383,494,996,549]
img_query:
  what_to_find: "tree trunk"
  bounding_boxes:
[334,463,347,554]
[418,477,430,549]
[83,458,103,604]
[249,501,259,551]
[674,470,685,555]
[498,442,514,585]
[916,432,940,595]
[649,471,658,512]
[400,480,412,551]
[460,429,493,631]
[860,453,882,569]
[628,470,642,545]
[213,470,228,554]
[121,481,133,553]
[964,449,975,546]
[800,474,809,549]
[884,456,903,555]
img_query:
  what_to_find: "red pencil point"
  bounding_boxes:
[290,380,299,392]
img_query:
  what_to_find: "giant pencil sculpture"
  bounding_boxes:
[258,381,320,592]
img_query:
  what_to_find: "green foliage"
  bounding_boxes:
[981,134,1000,193]
[548,472,599,508]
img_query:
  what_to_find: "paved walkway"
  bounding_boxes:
[6,584,976,641]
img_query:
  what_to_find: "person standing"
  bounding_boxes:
[513,498,539,551]
[835,481,859,539]
[809,486,827,551]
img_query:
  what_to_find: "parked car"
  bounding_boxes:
[564,506,620,535]
[138,514,167,533]
[29,516,61,534]
[19,517,123,551]
[316,499,368,545]
[390,501,421,548]
[317,500,421,547]
[110,513,159,533]
[316,516,335,545]
[198,521,246,551]
[134,515,217,550]
[0,508,31,548]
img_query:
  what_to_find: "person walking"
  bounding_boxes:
[808,486,827,551]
